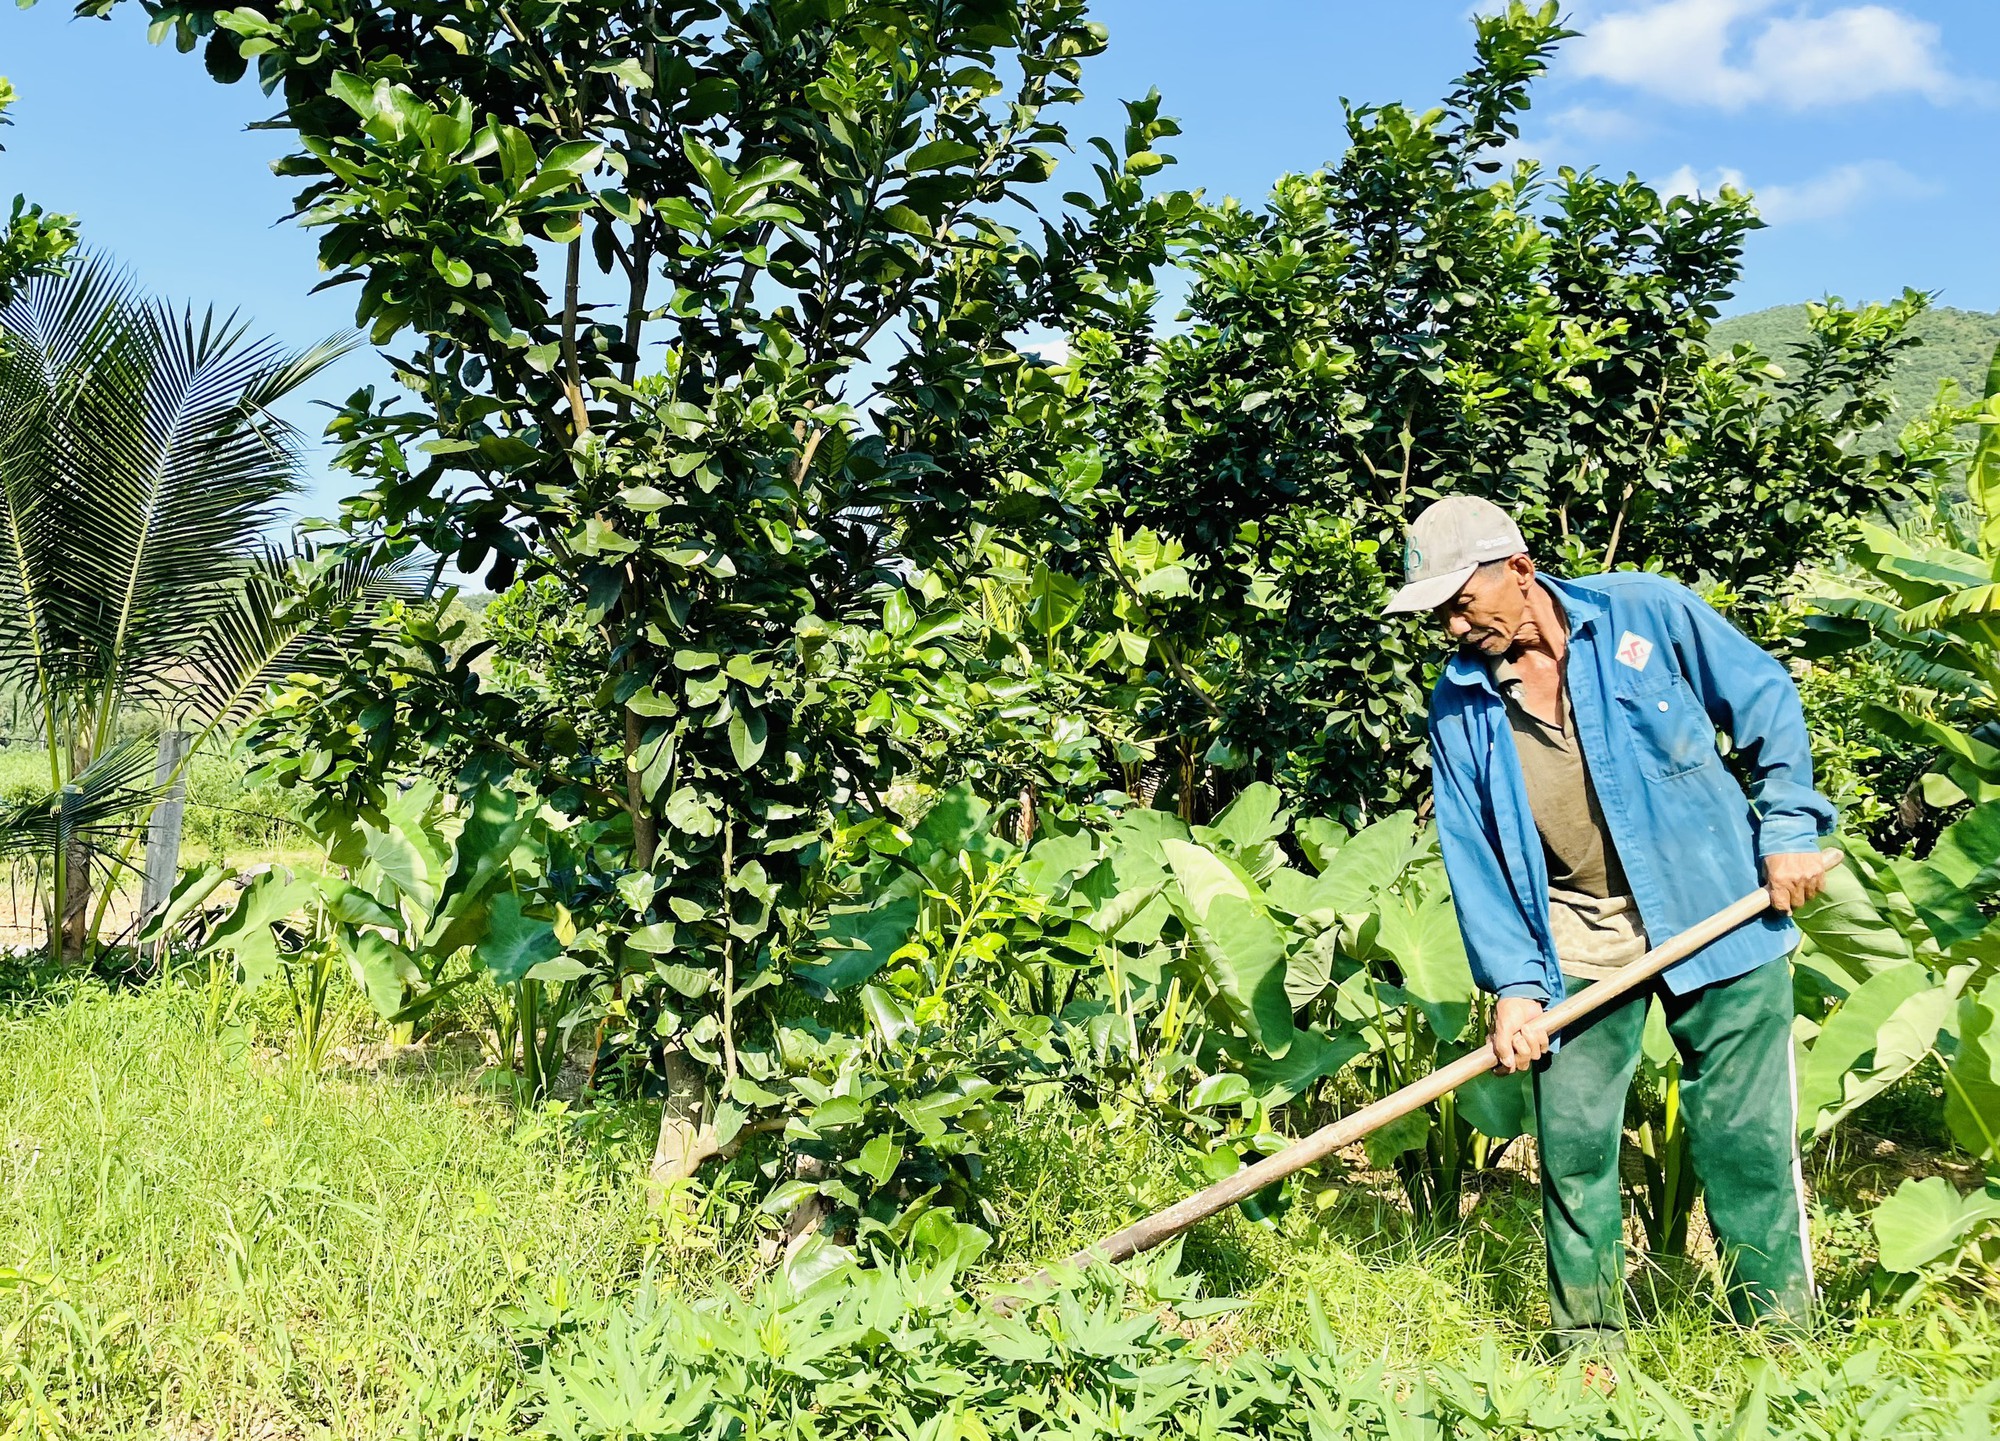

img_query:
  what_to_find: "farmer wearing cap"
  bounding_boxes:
[1386,495,1830,1354]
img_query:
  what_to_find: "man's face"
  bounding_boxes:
[1435,557,1532,656]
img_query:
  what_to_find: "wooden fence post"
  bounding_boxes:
[139,731,191,926]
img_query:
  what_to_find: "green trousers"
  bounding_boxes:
[1532,955,1813,1353]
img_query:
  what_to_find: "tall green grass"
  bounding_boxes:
[0,978,1992,1437]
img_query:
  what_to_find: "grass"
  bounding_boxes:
[2,975,1995,1437]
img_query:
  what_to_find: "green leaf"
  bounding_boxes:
[626,921,679,954]
[1872,1176,2000,1273]
[1241,1029,1365,1106]
[1202,782,1288,852]
[905,783,996,865]
[1294,817,1349,874]
[801,879,921,992]
[1363,1107,1430,1169]
[1373,887,1474,1041]
[346,930,420,1018]
[1798,963,1953,1138]
[362,812,439,917]
[476,893,561,985]
[728,708,767,769]
[1456,1065,1535,1140]
[879,203,932,238]
[1944,976,2000,1163]
[1187,1073,1253,1110]
[1161,839,1294,1057]
[1794,854,1917,990]
[859,984,915,1046]
[206,871,315,990]
[430,245,473,288]
[853,1134,903,1187]
[1307,811,1420,912]
[316,875,400,931]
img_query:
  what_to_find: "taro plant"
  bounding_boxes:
[182,781,607,1095]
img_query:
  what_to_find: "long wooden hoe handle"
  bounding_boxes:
[998,848,1844,1306]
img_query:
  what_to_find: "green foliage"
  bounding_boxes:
[0,79,78,309]
[106,0,1194,1177]
[484,1251,1993,1441]
[808,784,1530,1230]
[1008,3,1926,815]
[0,253,387,959]
[1711,304,2000,452]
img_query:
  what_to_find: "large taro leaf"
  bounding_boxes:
[1372,886,1474,1042]
[1798,963,1954,1138]
[316,875,400,931]
[1456,1064,1535,1140]
[1015,828,1099,899]
[427,785,529,953]
[1086,808,1193,947]
[475,892,562,985]
[1945,976,2000,1163]
[1194,782,1289,880]
[800,870,922,993]
[362,816,440,920]
[346,929,421,1017]
[1293,816,1349,875]
[1261,866,1324,920]
[904,781,1004,871]
[1794,854,1918,991]
[1242,1028,1366,1106]
[1303,811,1421,916]
[1872,1175,2000,1273]
[1363,1107,1430,1169]
[1283,929,1339,1011]
[207,871,316,989]
[1107,806,1192,873]
[1161,839,1294,1057]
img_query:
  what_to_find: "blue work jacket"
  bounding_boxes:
[1428,571,1834,1004]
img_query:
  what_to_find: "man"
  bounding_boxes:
[1384,494,1831,1355]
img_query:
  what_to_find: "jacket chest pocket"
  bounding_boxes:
[1611,665,1715,780]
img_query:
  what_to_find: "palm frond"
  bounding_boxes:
[0,736,164,863]
[158,541,428,732]
[0,253,360,715]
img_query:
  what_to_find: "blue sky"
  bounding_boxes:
[4,0,1996,515]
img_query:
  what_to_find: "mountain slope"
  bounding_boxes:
[1709,304,2000,427]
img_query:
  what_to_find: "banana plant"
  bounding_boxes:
[1805,339,2000,808]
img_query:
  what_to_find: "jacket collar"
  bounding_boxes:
[1437,573,1608,696]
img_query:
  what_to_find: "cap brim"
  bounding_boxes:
[1382,566,1476,616]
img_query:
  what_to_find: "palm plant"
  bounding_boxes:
[0,253,375,959]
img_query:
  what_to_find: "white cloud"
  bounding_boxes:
[1498,104,1648,171]
[1571,1,1962,110]
[1656,158,1933,223]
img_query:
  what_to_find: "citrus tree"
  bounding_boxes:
[89,0,1186,1181]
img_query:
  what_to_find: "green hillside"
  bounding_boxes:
[1709,304,2000,429]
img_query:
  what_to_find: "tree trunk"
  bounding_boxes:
[647,1048,715,1201]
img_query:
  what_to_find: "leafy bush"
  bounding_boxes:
[457,1248,1997,1440]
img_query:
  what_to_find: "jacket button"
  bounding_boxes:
[1657,700,1670,712]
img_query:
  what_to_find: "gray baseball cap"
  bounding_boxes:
[1382,495,1528,615]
